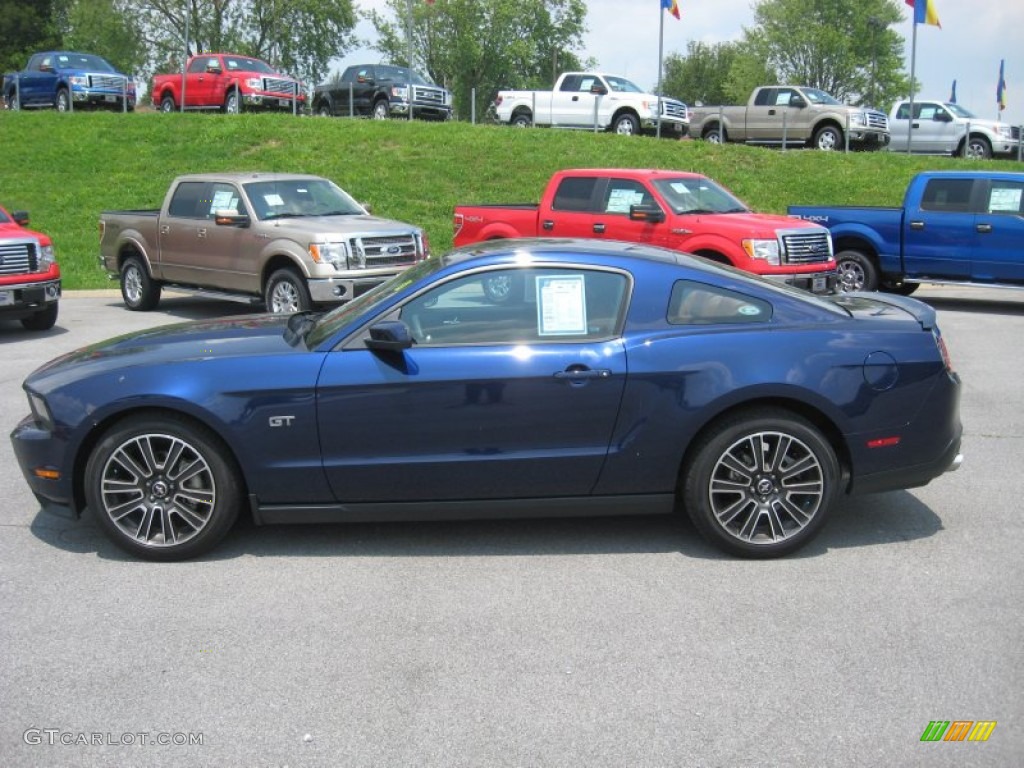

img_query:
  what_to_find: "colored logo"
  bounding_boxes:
[920,721,997,742]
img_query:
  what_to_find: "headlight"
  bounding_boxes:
[28,391,53,430]
[309,242,349,270]
[70,76,88,87]
[742,238,781,265]
[849,112,867,127]
[391,86,409,100]
[996,125,1014,139]
[245,77,262,89]
[39,244,56,269]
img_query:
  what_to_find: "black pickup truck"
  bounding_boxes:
[312,64,452,120]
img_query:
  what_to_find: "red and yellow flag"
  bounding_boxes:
[661,0,681,20]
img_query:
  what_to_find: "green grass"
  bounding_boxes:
[1,110,1003,289]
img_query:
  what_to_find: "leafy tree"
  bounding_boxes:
[61,0,148,75]
[0,0,61,75]
[662,41,742,106]
[741,0,907,107]
[366,0,587,120]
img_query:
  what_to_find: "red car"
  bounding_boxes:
[0,204,60,330]
[152,53,304,114]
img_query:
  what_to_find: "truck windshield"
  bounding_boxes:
[945,103,977,119]
[604,76,644,93]
[801,88,841,106]
[55,53,115,72]
[243,179,366,220]
[651,178,749,215]
[223,56,276,74]
[376,66,433,85]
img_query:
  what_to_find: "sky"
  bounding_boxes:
[339,0,1024,127]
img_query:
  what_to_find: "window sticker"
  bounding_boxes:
[606,188,644,213]
[668,181,694,195]
[989,187,1022,213]
[536,275,587,336]
[263,194,285,207]
[211,189,236,211]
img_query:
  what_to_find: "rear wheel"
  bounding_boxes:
[702,126,725,144]
[683,408,839,558]
[510,110,532,128]
[121,256,161,311]
[84,415,242,561]
[265,268,312,314]
[20,303,58,331]
[56,88,71,112]
[881,280,920,296]
[834,249,878,292]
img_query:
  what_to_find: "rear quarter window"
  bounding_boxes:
[668,281,773,325]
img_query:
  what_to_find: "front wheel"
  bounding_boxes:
[121,256,161,311]
[683,408,839,558]
[372,99,389,120]
[224,90,241,114]
[813,125,843,151]
[4,89,19,110]
[20,303,58,331]
[56,88,71,112]
[265,269,312,314]
[834,249,878,292]
[881,280,920,296]
[612,113,640,136]
[84,415,243,561]
[159,94,175,113]
[316,102,332,117]
[962,136,992,159]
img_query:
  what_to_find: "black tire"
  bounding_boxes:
[612,112,640,136]
[84,414,243,561]
[316,101,332,117]
[56,88,71,112]
[702,126,725,144]
[813,124,843,151]
[4,89,19,110]
[482,274,519,304]
[962,135,992,159]
[880,280,920,296]
[120,256,161,311]
[683,408,839,558]
[265,268,312,314]
[372,99,389,120]
[159,94,175,113]
[20,303,58,331]
[834,249,878,292]
[224,90,241,114]
[510,110,532,128]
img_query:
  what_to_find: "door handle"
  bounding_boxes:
[159,225,170,235]
[593,223,606,234]
[768,109,776,115]
[197,228,207,238]
[909,221,925,230]
[976,223,993,233]
[542,220,554,230]
[572,96,580,102]
[555,367,612,381]
[912,122,920,128]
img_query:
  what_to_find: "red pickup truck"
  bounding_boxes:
[0,204,60,330]
[454,169,837,294]
[152,53,303,113]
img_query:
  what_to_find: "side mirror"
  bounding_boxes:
[40,64,54,73]
[934,111,953,122]
[590,84,608,96]
[790,95,807,108]
[12,211,30,226]
[360,202,373,214]
[214,210,250,227]
[207,65,222,75]
[365,320,413,352]
[629,204,665,224]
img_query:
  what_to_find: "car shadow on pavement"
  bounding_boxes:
[28,490,942,562]
[100,296,266,322]
[922,295,1024,316]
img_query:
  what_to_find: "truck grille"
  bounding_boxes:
[1011,126,1022,141]
[781,230,833,264]
[0,240,37,275]
[412,86,447,107]
[263,77,298,96]
[350,235,420,267]
[90,74,126,91]
[661,99,688,120]
[866,110,888,130]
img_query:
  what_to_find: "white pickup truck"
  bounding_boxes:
[887,100,1022,159]
[493,72,689,137]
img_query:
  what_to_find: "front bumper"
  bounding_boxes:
[849,130,890,149]
[11,413,77,515]
[308,275,395,303]
[765,270,838,295]
[72,88,135,108]
[243,92,305,111]
[0,278,61,315]
[390,101,452,120]
[640,117,689,136]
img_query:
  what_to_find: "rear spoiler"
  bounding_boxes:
[833,291,936,330]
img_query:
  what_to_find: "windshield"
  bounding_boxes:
[243,178,365,220]
[946,103,977,118]
[652,178,749,215]
[306,257,444,347]
[605,76,644,93]
[377,66,433,85]
[801,88,841,106]
[0,208,10,224]
[55,53,115,72]
[223,56,277,74]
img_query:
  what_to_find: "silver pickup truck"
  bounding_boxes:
[99,172,428,313]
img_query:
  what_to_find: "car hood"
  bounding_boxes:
[26,313,307,391]
[261,215,420,237]
[678,212,825,237]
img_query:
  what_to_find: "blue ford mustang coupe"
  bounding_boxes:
[11,240,962,560]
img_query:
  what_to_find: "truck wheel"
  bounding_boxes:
[20,303,59,331]
[880,280,920,296]
[702,126,725,143]
[265,269,312,314]
[372,100,389,120]
[613,113,640,136]
[511,110,532,128]
[834,250,878,292]
[813,125,842,151]
[316,102,332,117]
[961,136,992,159]
[4,90,19,110]
[224,91,241,114]
[160,95,175,113]
[56,88,71,112]
[121,257,161,311]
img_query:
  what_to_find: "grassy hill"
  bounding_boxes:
[1,110,999,289]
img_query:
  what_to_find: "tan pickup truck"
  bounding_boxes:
[99,172,428,313]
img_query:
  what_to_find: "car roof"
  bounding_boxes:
[557,169,707,181]
[441,238,687,270]
[173,172,328,184]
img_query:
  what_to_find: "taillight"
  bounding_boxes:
[99,219,105,239]
[933,329,954,373]
[453,212,464,236]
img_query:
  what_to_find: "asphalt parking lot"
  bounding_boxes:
[1,287,1021,767]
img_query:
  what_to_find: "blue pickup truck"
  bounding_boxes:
[789,170,1024,294]
[3,51,135,112]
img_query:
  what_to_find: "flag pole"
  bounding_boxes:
[657,6,665,139]
[907,20,917,154]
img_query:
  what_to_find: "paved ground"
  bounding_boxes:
[0,287,1021,767]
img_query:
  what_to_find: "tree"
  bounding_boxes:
[741,0,907,108]
[662,41,743,106]
[61,0,148,75]
[366,0,587,120]
[0,0,61,75]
